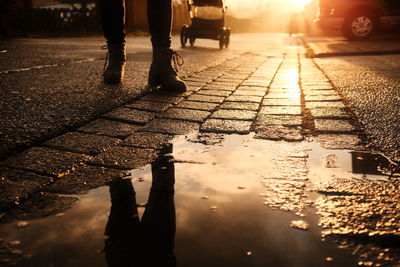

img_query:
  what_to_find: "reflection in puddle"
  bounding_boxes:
[0,133,398,266]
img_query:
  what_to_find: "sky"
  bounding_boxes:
[226,0,314,18]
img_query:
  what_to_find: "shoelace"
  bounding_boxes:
[101,45,109,77]
[171,50,184,73]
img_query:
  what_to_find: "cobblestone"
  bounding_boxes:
[139,94,185,104]
[43,132,121,155]
[306,101,346,109]
[255,114,302,126]
[262,98,301,106]
[226,95,263,103]
[201,119,252,134]
[187,94,225,103]
[125,100,173,112]
[46,166,127,194]
[232,90,265,97]
[176,100,219,111]
[310,107,350,119]
[196,89,232,97]
[102,107,155,125]
[254,125,303,142]
[315,134,363,150]
[142,118,199,135]
[219,101,259,111]
[78,119,141,138]
[0,168,51,209]
[314,119,357,133]
[89,146,157,170]
[0,147,89,177]
[123,132,172,149]
[158,107,211,122]
[304,95,342,102]
[259,106,302,116]
[210,109,257,120]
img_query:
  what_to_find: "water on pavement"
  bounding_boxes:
[0,132,398,266]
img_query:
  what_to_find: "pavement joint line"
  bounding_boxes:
[0,58,96,75]
[40,144,99,157]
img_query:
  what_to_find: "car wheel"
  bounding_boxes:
[219,35,225,49]
[180,25,188,47]
[343,11,377,40]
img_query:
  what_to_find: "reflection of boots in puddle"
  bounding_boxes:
[104,145,176,267]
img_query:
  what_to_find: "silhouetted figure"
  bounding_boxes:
[104,146,176,267]
[98,0,186,92]
[288,12,299,37]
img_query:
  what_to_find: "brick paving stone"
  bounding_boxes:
[226,95,262,103]
[254,125,303,142]
[255,114,302,126]
[262,98,301,106]
[196,89,232,97]
[232,90,265,97]
[187,94,225,103]
[139,94,185,104]
[102,107,155,125]
[0,168,51,209]
[0,147,89,177]
[201,119,252,134]
[303,89,337,95]
[89,146,158,170]
[265,92,300,99]
[44,132,121,155]
[259,106,302,116]
[210,109,257,120]
[176,100,219,111]
[219,101,259,111]
[78,119,141,138]
[236,86,266,91]
[46,166,127,194]
[268,88,301,94]
[314,119,357,133]
[158,108,211,123]
[202,84,237,91]
[126,100,172,112]
[310,108,350,119]
[304,95,341,102]
[301,82,332,87]
[211,80,239,85]
[306,101,346,109]
[123,132,172,149]
[141,118,199,135]
[315,134,363,150]
[241,80,269,87]
[301,85,333,90]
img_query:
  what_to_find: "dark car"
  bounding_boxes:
[314,0,400,39]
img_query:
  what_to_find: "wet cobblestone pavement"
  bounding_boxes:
[0,37,399,266]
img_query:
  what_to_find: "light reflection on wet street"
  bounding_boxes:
[0,133,399,266]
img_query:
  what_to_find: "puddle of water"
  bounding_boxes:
[0,133,398,266]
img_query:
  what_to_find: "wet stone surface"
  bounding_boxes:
[78,119,142,138]
[1,45,399,267]
[102,107,155,125]
[0,147,89,177]
[314,119,357,133]
[89,146,158,170]
[158,107,211,123]
[201,119,252,134]
[43,132,121,155]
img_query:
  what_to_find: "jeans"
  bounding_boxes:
[98,0,172,48]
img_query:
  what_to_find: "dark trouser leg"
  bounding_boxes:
[98,0,125,44]
[148,0,172,48]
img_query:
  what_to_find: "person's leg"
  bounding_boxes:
[147,0,186,92]
[99,0,126,84]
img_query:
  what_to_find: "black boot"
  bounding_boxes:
[103,43,126,84]
[148,48,186,92]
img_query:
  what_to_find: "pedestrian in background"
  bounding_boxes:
[99,0,186,92]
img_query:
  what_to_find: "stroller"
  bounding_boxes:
[180,0,231,49]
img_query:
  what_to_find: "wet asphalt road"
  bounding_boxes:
[0,33,399,266]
